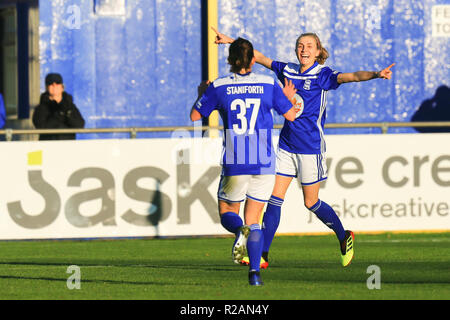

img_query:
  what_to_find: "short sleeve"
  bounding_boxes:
[271,61,288,83]
[194,84,219,118]
[319,67,341,91]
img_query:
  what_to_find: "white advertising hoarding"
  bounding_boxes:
[0,133,448,240]
[281,133,450,234]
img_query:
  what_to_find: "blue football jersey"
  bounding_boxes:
[271,61,341,154]
[0,93,5,129]
[194,72,292,176]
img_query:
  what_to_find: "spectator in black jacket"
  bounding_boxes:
[33,73,85,140]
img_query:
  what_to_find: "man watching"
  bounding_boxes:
[32,73,85,140]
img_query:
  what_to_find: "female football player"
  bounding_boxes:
[213,27,394,268]
[190,37,296,285]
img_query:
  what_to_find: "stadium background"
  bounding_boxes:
[33,0,449,137]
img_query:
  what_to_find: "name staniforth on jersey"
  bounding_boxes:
[227,85,264,95]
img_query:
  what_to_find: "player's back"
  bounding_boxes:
[211,72,284,176]
[212,72,277,132]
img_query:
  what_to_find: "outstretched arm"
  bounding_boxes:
[211,27,273,70]
[337,63,395,84]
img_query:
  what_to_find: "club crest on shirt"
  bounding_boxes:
[292,93,304,118]
[303,79,311,90]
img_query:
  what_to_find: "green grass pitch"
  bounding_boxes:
[0,232,448,300]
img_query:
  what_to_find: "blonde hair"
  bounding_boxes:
[296,33,329,65]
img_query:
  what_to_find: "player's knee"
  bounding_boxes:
[304,198,318,210]
[218,200,240,215]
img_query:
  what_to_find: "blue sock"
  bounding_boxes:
[262,195,283,253]
[309,200,346,241]
[247,224,263,272]
[220,212,243,234]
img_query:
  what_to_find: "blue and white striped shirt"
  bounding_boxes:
[272,61,341,154]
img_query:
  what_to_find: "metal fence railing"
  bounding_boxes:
[0,121,450,141]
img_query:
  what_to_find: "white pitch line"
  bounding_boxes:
[358,238,450,243]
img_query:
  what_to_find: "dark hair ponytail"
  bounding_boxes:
[296,33,329,65]
[228,37,254,73]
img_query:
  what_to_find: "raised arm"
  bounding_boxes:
[337,63,395,84]
[254,49,273,70]
[211,27,273,70]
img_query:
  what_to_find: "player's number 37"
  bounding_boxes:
[231,98,261,135]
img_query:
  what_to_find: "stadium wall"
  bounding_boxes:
[38,1,450,137]
[39,0,203,138]
[0,134,448,240]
